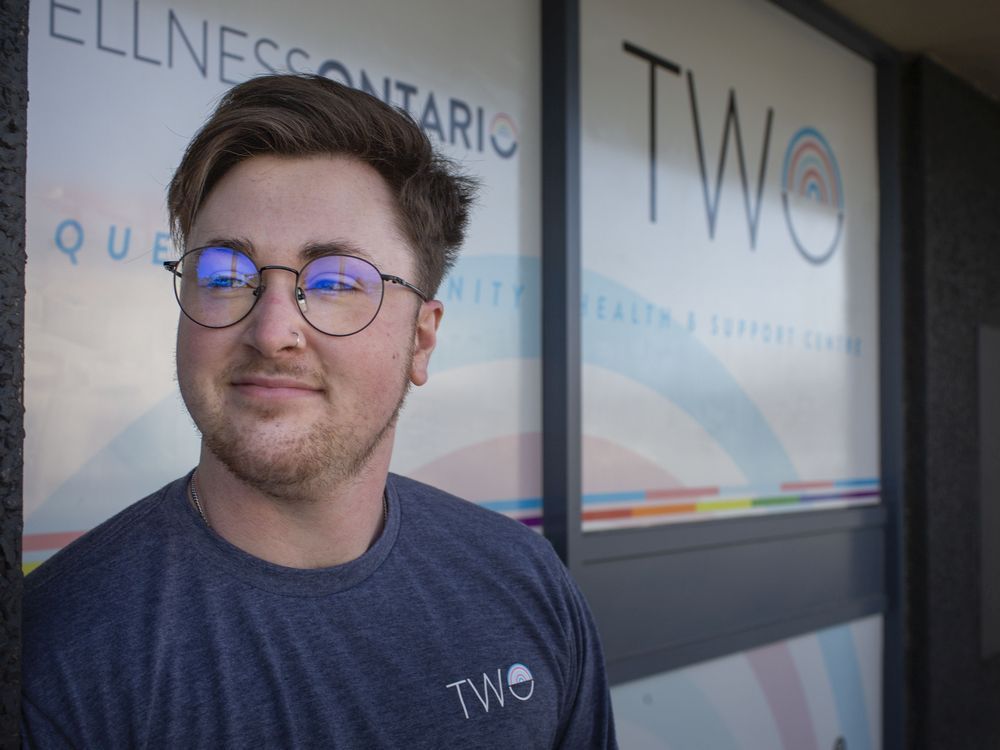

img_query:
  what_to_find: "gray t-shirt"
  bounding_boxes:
[23,473,617,748]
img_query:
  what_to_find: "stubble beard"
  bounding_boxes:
[182,352,413,501]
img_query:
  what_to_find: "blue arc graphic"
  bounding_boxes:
[579,269,796,484]
[819,625,873,750]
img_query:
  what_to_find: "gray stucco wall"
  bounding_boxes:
[904,58,1000,749]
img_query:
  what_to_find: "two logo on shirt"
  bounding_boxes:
[445,663,534,719]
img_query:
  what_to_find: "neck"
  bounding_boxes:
[191,447,391,569]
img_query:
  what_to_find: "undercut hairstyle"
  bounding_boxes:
[167,73,477,296]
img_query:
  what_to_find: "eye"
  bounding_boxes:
[190,247,258,290]
[203,272,256,289]
[305,271,365,293]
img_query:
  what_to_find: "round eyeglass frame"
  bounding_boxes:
[163,246,430,338]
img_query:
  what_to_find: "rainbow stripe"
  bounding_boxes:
[23,530,85,552]
[22,531,86,574]
[581,477,879,526]
[21,478,878,572]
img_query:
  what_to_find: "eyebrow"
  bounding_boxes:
[300,240,374,263]
[196,237,255,256]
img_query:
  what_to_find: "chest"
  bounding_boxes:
[97,577,569,748]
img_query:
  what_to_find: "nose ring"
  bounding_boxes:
[292,331,302,348]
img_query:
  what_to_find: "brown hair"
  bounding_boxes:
[167,73,476,296]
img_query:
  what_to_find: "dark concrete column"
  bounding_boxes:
[0,0,28,746]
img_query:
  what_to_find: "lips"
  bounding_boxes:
[232,375,320,390]
[230,374,323,399]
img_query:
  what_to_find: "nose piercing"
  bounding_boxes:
[292,331,302,348]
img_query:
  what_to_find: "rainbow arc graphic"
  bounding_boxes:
[781,127,845,264]
[507,663,533,685]
[489,113,519,158]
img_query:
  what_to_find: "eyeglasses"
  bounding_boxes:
[164,246,429,337]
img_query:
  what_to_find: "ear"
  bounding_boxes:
[409,300,443,386]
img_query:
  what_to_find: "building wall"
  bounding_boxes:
[5,7,1000,750]
[904,57,1000,749]
[0,1,28,747]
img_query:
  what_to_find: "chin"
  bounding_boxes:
[207,426,337,491]
[201,413,394,498]
[182,359,411,495]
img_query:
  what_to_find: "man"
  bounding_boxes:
[22,74,617,747]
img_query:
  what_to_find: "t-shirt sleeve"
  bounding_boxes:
[553,562,619,749]
[22,692,76,750]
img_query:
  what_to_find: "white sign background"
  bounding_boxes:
[24,0,541,565]
[613,615,882,749]
[580,0,880,529]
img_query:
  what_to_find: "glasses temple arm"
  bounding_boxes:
[381,274,430,302]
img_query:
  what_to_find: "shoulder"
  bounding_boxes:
[388,473,554,555]
[22,476,192,723]
[24,476,187,614]
[386,476,616,744]
[387,473,572,591]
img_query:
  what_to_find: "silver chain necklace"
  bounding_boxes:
[189,470,210,526]
[188,470,388,529]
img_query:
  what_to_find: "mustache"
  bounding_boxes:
[224,357,325,388]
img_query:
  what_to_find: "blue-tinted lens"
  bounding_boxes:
[176,247,259,328]
[302,256,380,294]
[193,247,258,290]
[299,255,383,335]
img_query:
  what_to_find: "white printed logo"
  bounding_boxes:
[446,663,535,719]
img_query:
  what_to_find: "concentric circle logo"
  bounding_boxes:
[507,663,533,684]
[781,127,844,265]
[490,113,519,159]
[506,662,534,700]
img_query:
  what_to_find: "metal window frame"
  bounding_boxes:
[541,1,904,747]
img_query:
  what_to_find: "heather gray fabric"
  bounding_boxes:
[22,473,616,748]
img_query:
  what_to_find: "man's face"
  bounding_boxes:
[176,154,441,495]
